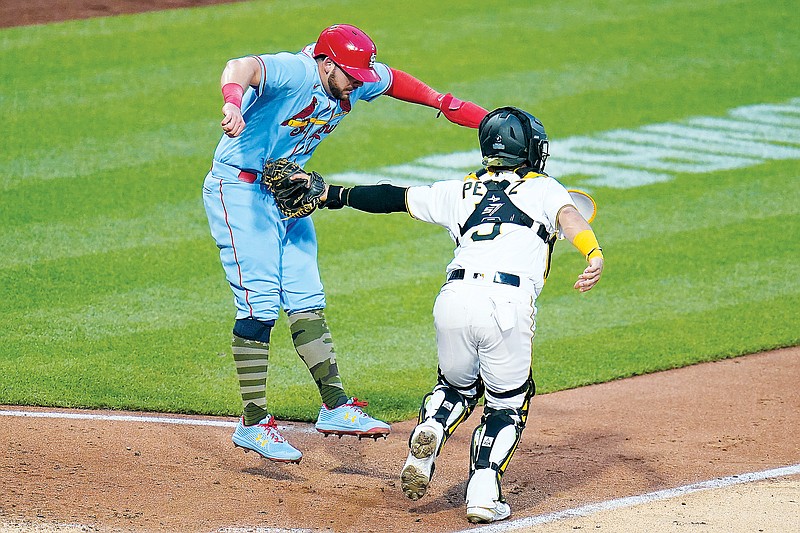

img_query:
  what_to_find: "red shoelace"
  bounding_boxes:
[322,398,369,411]
[257,416,285,442]
[346,398,369,415]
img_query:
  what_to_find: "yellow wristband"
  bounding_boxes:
[573,229,604,261]
[587,247,604,261]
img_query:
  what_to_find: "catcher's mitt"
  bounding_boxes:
[262,158,326,218]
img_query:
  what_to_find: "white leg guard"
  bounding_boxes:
[466,373,533,524]
[401,378,480,501]
[465,469,511,523]
[466,408,522,523]
[417,374,482,448]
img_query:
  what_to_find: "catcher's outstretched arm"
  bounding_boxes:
[322,184,408,214]
[385,68,488,128]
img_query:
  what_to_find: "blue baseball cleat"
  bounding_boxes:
[315,398,391,439]
[232,414,302,464]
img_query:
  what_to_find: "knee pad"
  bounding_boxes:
[484,373,535,429]
[233,317,276,344]
[417,378,480,446]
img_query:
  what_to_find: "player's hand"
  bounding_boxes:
[574,256,603,292]
[289,172,311,188]
[221,103,246,137]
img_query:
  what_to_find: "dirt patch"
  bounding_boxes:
[0,0,244,28]
[1,347,798,532]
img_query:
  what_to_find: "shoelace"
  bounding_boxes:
[257,416,286,443]
[322,398,369,413]
[346,397,368,415]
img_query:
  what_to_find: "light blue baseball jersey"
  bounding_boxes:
[214,44,392,173]
[204,44,392,321]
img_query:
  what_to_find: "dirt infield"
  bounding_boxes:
[0,0,245,28]
[2,347,798,532]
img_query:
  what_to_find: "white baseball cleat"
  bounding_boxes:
[400,420,443,501]
[466,501,511,523]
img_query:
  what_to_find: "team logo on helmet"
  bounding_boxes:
[493,134,505,150]
[368,53,376,69]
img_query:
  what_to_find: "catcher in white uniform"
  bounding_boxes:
[269,106,604,523]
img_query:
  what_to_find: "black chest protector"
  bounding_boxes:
[457,170,557,278]
[458,172,551,245]
[459,179,533,238]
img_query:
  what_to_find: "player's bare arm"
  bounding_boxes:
[219,56,262,137]
[558,205,605,292]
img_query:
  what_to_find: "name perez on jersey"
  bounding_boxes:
[458,177,535,244]
[404,170,574,288]
[461,178,524,199]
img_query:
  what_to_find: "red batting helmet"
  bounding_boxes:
[313,24,380,83]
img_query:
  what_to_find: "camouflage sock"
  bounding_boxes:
[232,333,270,425]
[288,309,348,408]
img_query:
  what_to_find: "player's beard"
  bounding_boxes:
[327,72,352,102]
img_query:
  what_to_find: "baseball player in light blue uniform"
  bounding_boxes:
[202,24,489,463]
[205,45,390,322]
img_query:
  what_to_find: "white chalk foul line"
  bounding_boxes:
[458,463,800,532]
[0,408,312,435]
[0,408,238,427]
[4,408,797,532]
[0,408,321,433]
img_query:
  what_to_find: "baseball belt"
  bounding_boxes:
[447,269,520,288]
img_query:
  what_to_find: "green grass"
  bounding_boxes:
[1,0,798,422]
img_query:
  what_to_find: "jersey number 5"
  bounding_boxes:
[471,223,501,241]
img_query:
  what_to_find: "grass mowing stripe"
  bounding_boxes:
[0,120,217,188]
[540,255,799,342]
[1,0,796,420]
[3,281,229,342]
[1,158,206,225]
[0,201,209,268]
[0,239,221,310]
[536,293,800,393]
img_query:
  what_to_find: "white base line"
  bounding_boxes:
[458,463,800,533]
[0,408,237,428]
[0,408,320,433]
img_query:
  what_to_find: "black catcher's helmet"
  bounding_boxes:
[478,107,549,172]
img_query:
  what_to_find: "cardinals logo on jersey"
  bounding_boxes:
[281,97,319,136]
[281,97,350,157]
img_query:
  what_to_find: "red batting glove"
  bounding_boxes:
[436,93,489,129]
